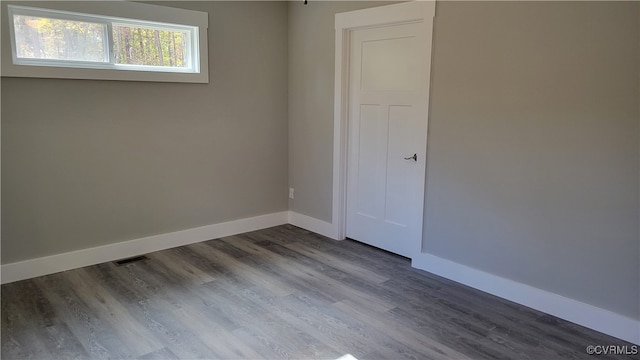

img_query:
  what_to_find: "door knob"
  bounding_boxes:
[404,153,417,161]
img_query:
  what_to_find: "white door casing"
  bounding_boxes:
[332,1,435,257]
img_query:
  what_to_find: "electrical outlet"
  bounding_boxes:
[289,187,295,199]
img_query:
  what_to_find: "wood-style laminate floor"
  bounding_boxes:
[1,225,636,360]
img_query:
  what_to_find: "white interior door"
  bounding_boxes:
[345,13,432,258]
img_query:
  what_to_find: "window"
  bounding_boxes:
[1,2,208,83]
[12,13,108,63]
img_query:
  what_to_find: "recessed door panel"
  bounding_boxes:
[356,104,382,219]
[360,36,421,92]
[384,105,414,227]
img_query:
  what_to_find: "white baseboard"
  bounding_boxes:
[1,211,289,284]
[288,211,338,239]
[412,252,640,345]
[3,211,637,346]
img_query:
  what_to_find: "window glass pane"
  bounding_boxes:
[12,14,106,62]
[112,24,189,68]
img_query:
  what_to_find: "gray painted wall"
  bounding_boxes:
[424,0,639,321]
[288,1,639,320]
[1,1,289,263]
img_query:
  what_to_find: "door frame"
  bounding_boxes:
[331,1,435,241]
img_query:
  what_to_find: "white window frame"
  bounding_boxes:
[1,1,208,83]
